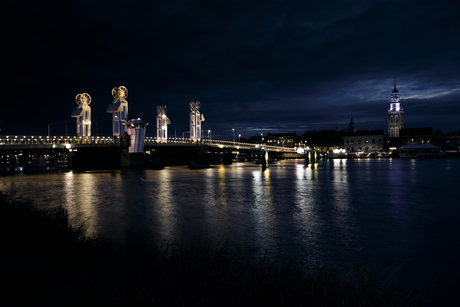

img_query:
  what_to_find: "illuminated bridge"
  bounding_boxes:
[1,86,305,169]
[0,135,296,152]
[0,135,301,169]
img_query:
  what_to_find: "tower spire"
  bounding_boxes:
[348,114,356,132]
[394,78,397,91]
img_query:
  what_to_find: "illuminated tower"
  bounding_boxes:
[107,86,129,137]
[388,81,404,137]
[71,93,91,137]
[126,118,148,153]
[156,105,171,143]
[189,101,205,142]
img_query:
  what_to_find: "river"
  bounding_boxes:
[2,158,459,304]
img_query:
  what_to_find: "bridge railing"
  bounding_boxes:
[144,138,296,152]
[200,139,297,152]
[0,135,115,145]
[144,137,191,144]
[1,135,198,145]
[0,135,297,152]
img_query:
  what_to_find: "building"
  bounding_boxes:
[348,116,357,132]
[399,127,434,146]
[399,127,447,148]
[342,119,384,152]
[342,130,384,153]
[446,131,460,151]
[266,132,297,147]
[388,81,404,138]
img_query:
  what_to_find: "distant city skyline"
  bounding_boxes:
[2,0,459,139]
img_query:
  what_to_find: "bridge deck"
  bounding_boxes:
[0,135,296,153]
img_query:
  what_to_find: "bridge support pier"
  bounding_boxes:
[305,150,316,164]
[223,151,233,165]
[261,150,267,171]
[145,150,164,170]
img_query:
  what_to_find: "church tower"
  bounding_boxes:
[348,116,357,132]
[388,81,404,137]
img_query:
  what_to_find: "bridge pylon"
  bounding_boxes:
[71,93,92,138]
[189,101,205,142]
[156,105,170,143]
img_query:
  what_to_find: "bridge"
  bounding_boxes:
[0,134,301,169]
[1,85,307,170]
[0,135,296,152]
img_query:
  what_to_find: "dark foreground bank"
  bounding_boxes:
[1,191,429,306]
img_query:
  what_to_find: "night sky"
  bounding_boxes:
[2,0,459,140]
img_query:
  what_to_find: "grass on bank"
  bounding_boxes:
[0,191,428,306]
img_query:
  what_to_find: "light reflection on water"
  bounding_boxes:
[1,158,459,304]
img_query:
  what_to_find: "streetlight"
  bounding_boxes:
[208,130,211,141]
[238,134,241,142]
[232,128,235,142]
[260,133,263,144]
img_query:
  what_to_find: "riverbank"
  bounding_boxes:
[0,191,428,306]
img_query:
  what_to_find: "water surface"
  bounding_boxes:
[2,158,459,304]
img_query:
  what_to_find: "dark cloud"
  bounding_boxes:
[2,0,459,139]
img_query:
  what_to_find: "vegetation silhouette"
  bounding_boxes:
[1,191,428,306]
